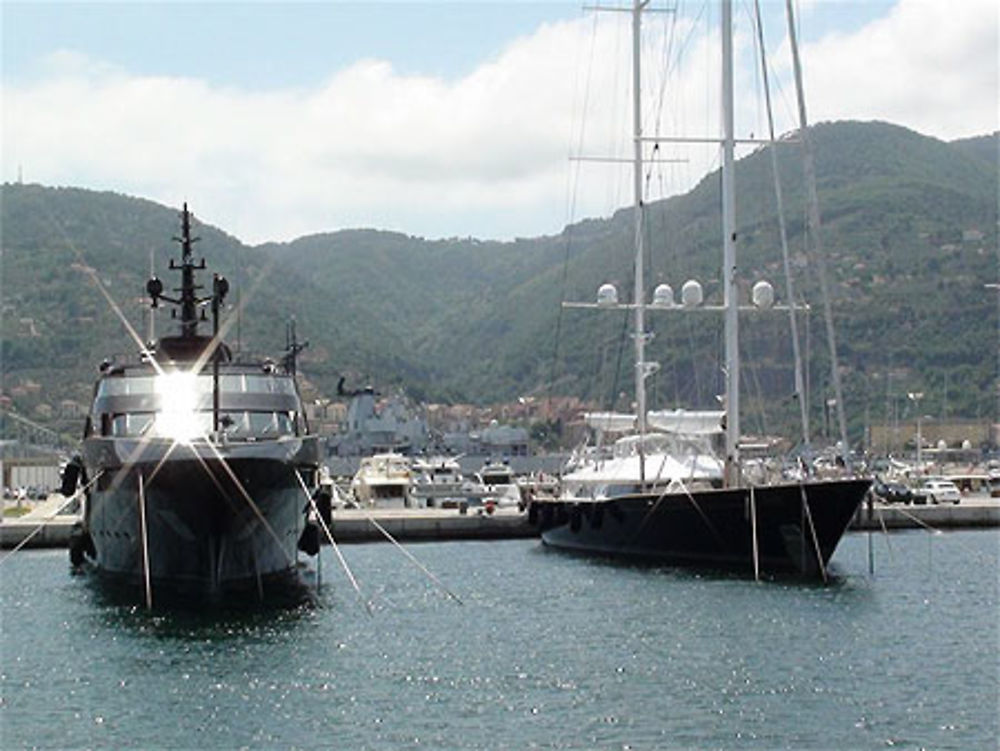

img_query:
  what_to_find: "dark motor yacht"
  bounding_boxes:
[64,204,322,602]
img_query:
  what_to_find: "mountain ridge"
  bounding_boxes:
[2,120,997,444]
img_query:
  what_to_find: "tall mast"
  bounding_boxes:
[785,0,850,465]
[632,0,651,483]
[721,0,740,487]
[752,0,810,452]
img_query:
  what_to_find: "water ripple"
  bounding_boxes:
[1,534,997,749]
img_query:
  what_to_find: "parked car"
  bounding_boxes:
[917,479,961,505]
[872,479,913,504]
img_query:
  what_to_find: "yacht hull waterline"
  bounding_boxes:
[528,479,870,577]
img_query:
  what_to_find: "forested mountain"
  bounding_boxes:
[2,121,997,444]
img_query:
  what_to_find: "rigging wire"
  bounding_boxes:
[647,2,715,413]
[648,172,683,408]
[607,308,632,412]
[548,8,600,415]
[684,306,705,406]
[784,0,851,462]
[751,0,811,451]
[743,320,771,437]
[595,326,616,407]
[609,10,629,212]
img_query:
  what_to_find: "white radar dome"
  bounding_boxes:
[752,280,775,309]
[597,283,619,306]
[681,280,703,308]
[652,283,674,308]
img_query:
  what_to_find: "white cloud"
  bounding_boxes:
[2,18,593,243]
[2,1,995,244]
[795,0,999,139]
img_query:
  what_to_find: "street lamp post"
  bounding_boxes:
[908,391,924,469]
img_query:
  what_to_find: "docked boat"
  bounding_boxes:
[350,452,417,508]
[467,460,523,508]
[62,204,322,603]
[988,464,1000,498]
[410,455,469,507]
[528,0,870,578]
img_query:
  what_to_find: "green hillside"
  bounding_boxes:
[2,121,997,446]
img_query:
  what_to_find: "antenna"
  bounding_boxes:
[283,317,308,376]
[145,204,229,366]
[148,246,156,343]
[146,203,211,339]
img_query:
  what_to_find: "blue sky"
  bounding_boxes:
[3,2,896,87]
[2,1,996,243]
[3,3,588,86]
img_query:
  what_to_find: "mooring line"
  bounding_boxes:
[294,473,372,616]
[294,474,461,606]
[890,504,944,534]
[880,502,997,568]
[874,504,895,564]
[626,492,666,546]
[138,473,153,610]
[158,443,278,587]
[868,524,875,577]
[200,439,293,566]
[750,485,760,582]
[676,481,727,549]
[624,478,726,553]
[0,471,104,567]
[361,514,464,606]
[798,483,827,583]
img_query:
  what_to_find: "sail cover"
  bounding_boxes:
[583,412,636,432]
[646,409,725,435]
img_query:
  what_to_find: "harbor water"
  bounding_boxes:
[2,530,997,749]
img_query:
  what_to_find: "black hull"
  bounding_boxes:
[529,479,870,577]
[80,441,318,600]
[85,560,315,610]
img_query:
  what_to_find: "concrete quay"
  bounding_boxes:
[327,507,536,544]
[1,515,80,549]
[0,505,537,550]
[1,495,82,549]
[850,494,1000,531]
